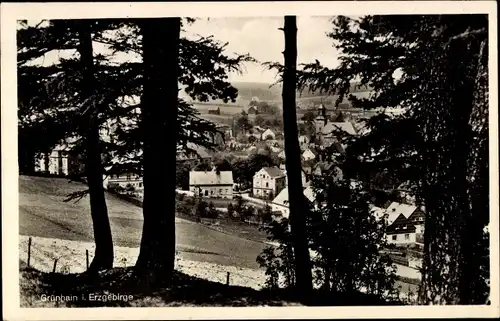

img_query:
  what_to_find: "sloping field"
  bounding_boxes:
[19,175,268,269]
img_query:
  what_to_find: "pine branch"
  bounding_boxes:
[63,189,89,203]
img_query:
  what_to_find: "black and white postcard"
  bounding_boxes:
[1,1,499,320]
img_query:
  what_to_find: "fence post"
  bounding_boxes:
[86,249,89,270]
[27,237,32,267]
[52,258,58,273]
[226,272,230,286]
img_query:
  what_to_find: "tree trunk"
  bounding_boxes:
[77,20,114,271]
[418,34,488,305]
[134,18,181,287]
[281,16,313,296]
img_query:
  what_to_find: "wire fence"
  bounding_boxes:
[20,236,420,304]
[19,236,266,289]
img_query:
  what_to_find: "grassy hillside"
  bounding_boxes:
[19,175,144,246]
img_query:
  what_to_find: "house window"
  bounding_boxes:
[139,183,142,187]
[126,174,131,180]
[219,189,223,194]
[392,235,397,241]
[266,182,269,188]
[204,190,208,196]
[405,234,410,240]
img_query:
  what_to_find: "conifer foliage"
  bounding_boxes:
[17,18,253,283]
[294,15,489,304]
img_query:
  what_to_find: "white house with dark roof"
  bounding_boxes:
[189,170,234,199]
[369,201,426,245]
[386,202,425,234]
[252,166,286,199]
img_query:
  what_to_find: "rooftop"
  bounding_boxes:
[189,171,234,186]
[261,166,285,178]
[322,121,357,136]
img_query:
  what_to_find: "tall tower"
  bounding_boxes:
[315,103,327,134]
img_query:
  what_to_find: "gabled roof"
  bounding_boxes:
[303,148,319,157]
[322,121,357,136]
[386,202,417,224]
[386,214,416,234]
[272,187,290,207]
[189,171,233,186]
[272,186,318,207]
[259,166,285,178]
[243,106,258,113]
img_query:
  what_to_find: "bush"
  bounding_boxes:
[257,218,296,289]
[257,175,398,300]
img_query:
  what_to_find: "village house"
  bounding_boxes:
[302,147,318,162]
[385,214,417,245]
[189,169,234,199]
[278,150,286,160]
[313,104,358,148]
[271,186,318,218]
[242,105,258,115]
[386,202,425,234]
[380,202,426,245]
[35,137,84,176]
[176,142,213,167]
[252,166,286,199]
[208,106,221,115]
[104,171,143,192]
[298,135,310,149]
[261,128,276,140]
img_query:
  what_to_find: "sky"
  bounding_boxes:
[183,17,340,83]
[25,17,341,84]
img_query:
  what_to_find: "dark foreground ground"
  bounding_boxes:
[20,262,400,307]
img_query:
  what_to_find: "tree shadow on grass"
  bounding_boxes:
[20,266,399,307]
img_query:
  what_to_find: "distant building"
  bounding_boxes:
[35,137,84,176]
[243,106,258,115]
[252,166,286,199]
[271,186,318,218]
[298,135,310,149]
[261,128,276,140]
[374,202,426,245]
[208,107,221,115]
[302,147,318,161]
[177,142,213,167]
[104,172,143,191]
[386,214,417,245]
[386,202,425,234]
[189,170,234,199]
[313,104,358,147]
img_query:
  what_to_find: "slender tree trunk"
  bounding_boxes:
[134,18,181,287]
[281,16,313,296]
[77,20,114,271]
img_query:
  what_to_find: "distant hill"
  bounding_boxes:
[187,81,372,107]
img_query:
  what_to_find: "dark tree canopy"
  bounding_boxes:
[292,15,489,304]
